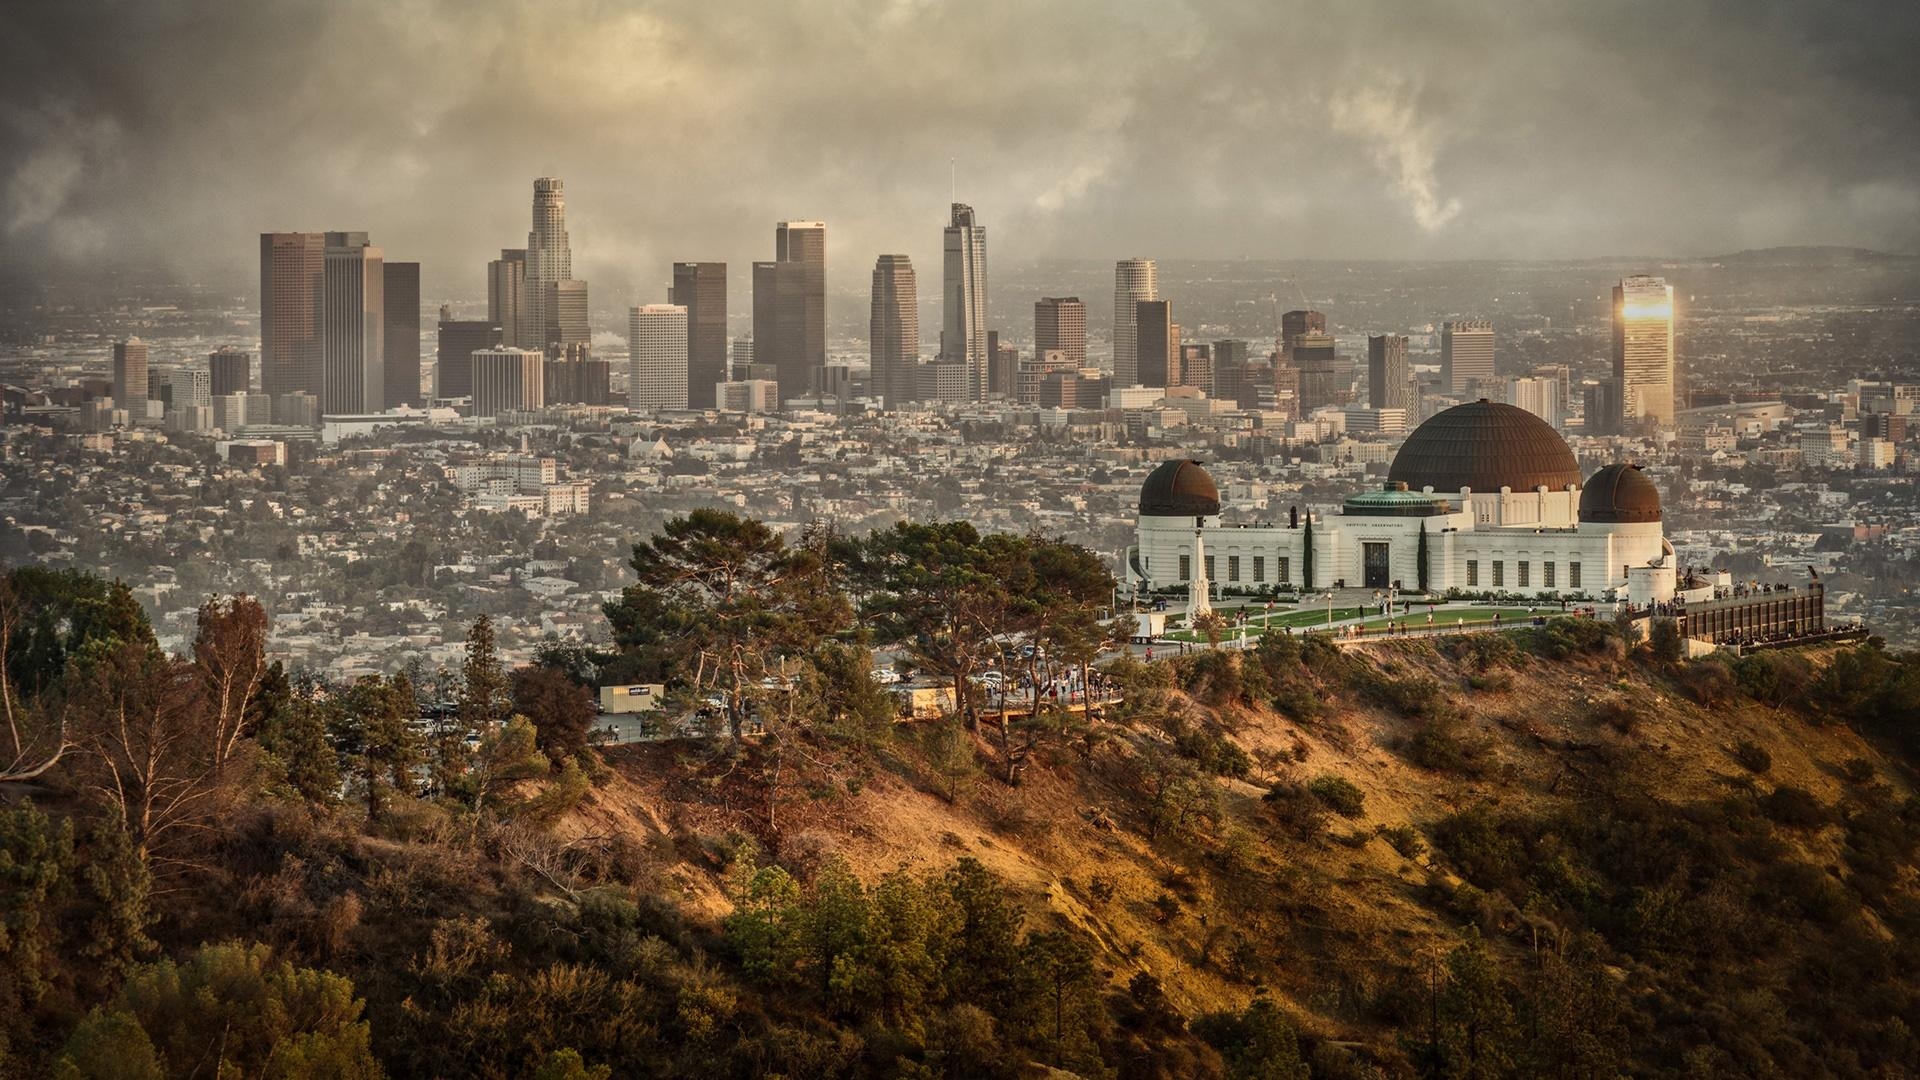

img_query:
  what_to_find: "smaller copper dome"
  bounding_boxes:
[1139,458,1221,517]
[1579,463,1662,523]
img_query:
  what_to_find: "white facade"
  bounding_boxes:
[628,304,689,412]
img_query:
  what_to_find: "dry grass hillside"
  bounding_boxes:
[564,629,1920,1076]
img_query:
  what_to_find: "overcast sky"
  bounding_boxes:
[4,0,1917,299]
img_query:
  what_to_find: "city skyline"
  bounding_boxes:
[5,2,1917,297]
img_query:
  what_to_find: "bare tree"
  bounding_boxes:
[192,594,269,773]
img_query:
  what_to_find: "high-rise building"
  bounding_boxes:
[869,254,918,407]
[550,279,590,348]
[1293,333,1342,412]
[752,222,826,405]
[1134,300,1174,388]
[209,346,251,398]
[436,318,502,400]
[1017,350,1078,406]
[1112,259,1158,386]
[1212,339,1252,406]
[322,232,384,415]
[487,249,526,347]
[942,203,988,399]
[1612,275,1676,426]
[1280,310,1326,354]
[1530,363,1572,421]
[383,261,421,407]
[112,338,149,416]
[670,262,727,409]
[731,336,754,379]
[1174,343,1213,395]
[544,348,610,406]
[990,336,1018,400]
[168,366,211,410]
[628,304,689,412]
[1583,379,1624,436]
[1441,319,1494,395]
[1035,297,1087,369]
[1367,334,1410,411]
[521,178,573,350]
[1507,376,1561,428]
[259,232,327,399]
[471,347,545,419]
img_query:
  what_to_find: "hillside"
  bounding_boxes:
[541,628,1920,1077]
[5,567,1918,1079]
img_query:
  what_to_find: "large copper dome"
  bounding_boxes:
[1139,458,1222,517]
[1388,400,1581,494]
[1579,463,1662,523]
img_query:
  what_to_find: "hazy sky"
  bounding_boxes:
[4,0,1917,299]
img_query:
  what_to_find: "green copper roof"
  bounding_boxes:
[1343,487,1450,516]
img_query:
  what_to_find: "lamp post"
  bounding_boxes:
[1324,590,1335,630]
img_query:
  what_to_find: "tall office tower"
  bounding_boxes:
[1174,343,1213,395]
[1440,319,1494,394]
[168,366,211,410]
[544,344,609,406]
[1612,275,1676,426]
[383,261,421,407]
[942,203,988,398]
[209,346,251,398]
[1530,363,1572,421]
[1506,376,1561,428]
[1272,357,1301,420]
[1134,300,1174,388]
[1112,259,1158,386]
[259,232,327,399]
[549,279,590,347]
[487,249,526,347]
[990,338,1018,400]
[869,254,918,407]
[1583,379,1624,436]
[435,318,502,399]
[769,220,827,403]
[1211,339,1250,404]
[1280,309,1326,353]
[470,347,545,419]
[731,336,754,379]
[1292,333,1341,412]
[322,232,385,414]
[1017,350,1077,405]
[670,262,727,408]
[521,178,573,348]
[1035,297,1088,368]
[753,260,803,402]
[628,304,689,412]
[1367,334,1410,411]
[112,338,149,415]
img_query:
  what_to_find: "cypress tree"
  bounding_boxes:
[1301,514,1314,591]
[1417,521,1430,594]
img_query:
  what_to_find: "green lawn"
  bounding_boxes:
[1160,604,1575,642]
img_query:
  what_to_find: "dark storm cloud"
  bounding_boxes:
[2,0,1917,295]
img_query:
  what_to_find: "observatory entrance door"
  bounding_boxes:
[1363,543,1390,589]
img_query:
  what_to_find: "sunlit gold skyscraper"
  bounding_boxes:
[1612,275,1675,426]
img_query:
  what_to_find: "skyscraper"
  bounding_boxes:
[1293,333,1342,412]
[1035,297,1087,369]
[1280,310,1326,354]
[322,232,384,415]
[383,261,421,407]
[1212,339,1251,405]
[113,338,149,416]
[628,304,689,412]
[522,178,574,349]
[259,232,327,399]
[778,220,826,402]
[1612,275,1676,426]
[471,347,545,419]
[487,249,526,347]
[1367,334,1410,411]
[1113,259,1158,386]
[550,279,590,348]
[942,203,988,399]
[1507,376,1561,427]
[436,318,501,400]
[209,346,251,398]
[1134,300,1174,388]
[670,262,727,409]
[1441,319,1494,394]
[870,254,918,407]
